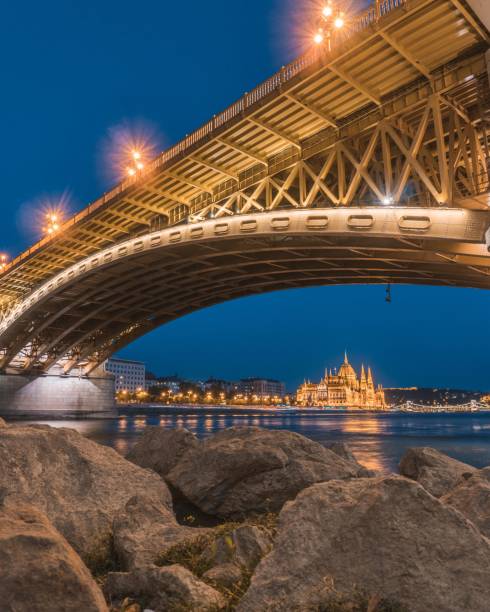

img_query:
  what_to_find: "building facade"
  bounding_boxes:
[105,358,146,393]
[238,377,286,400]
[297,354,386,410]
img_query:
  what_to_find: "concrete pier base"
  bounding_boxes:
[0,366,116,418]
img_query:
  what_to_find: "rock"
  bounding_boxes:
[238,475,490,612]
[0,424,173,560]
[113,494,209,570]
[327,441,358,464]
[167,427,363,517]
[399,446,476,497]
[126,427,198,478]
[203,563,243,590]
[0,500,108,612]
[106,565,225,611]
[0,417,7,428]
[327,441,376,477]
[442,468,490,538]
[201,524,272,571]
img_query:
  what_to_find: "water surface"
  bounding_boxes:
[15,407,490,473]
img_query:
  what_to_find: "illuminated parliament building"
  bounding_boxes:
[297,353,387,410]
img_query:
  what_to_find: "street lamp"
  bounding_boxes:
[0,254,8,272]
[44,212,61,236]
[314,3,345,49]
[127,150,145,177]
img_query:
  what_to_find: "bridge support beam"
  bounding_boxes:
[0,366,116,418]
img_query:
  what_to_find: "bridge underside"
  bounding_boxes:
[0,0,489,388]
[1,208,489,375]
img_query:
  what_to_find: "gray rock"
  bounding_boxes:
[327,441,377,477]
[442,468,490,538]
[203,563,243,590]
[126,427,198,478]
[113,494,209,570]
[0,424,173,560]
[106,565,225,611]
[0,500,108,612]
[399,446,476,497]
[202,524,272,571]
[238,475,490,612]
[327,441,358,463]
[167,427,363,517]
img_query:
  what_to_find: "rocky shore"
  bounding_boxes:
[2,418,490,611]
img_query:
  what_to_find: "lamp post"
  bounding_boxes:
[127,151,145,177]
[314,2,345,50]
[44,213,61,236]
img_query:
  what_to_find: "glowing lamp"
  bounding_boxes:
[132,151,141,160]
[314,31,324,44]
[323,5,333,17]
[334,16,344,28]
[383,196,394,205]
[127,167,136,177]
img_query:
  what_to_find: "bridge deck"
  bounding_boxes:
[0,0,489,312]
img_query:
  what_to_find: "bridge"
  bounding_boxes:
[0,0,489,415]
[394,400,489,412]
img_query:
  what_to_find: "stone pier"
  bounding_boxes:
[0,366,116,418]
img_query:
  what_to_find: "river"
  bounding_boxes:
[13,406,490,473]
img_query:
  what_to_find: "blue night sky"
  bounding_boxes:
[0,0,488,391]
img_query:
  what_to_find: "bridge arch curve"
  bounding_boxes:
[0,207,489,374]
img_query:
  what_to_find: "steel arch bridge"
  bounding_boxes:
[0,0,489,377]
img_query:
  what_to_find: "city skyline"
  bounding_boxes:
[1,0,489,391]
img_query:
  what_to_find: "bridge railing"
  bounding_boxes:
[3,0,409,275]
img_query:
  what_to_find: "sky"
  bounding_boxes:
[0,0,488,391]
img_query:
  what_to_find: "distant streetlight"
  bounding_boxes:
[0,254,8,272]
[314,3,345,48]
[127,150,145,177]
[44,212,61,236]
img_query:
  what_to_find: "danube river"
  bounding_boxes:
[15,406,490,473]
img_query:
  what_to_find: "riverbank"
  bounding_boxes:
[2,420,490,611]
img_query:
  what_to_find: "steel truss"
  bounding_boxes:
[191,90,490,222]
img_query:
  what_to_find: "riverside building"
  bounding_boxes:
[297,353,386,410]
[105,358,146,393]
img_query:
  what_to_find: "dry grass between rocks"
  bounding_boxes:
[156,512,278,610]
[83,530,120,585]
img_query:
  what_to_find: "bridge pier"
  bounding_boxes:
[0,366,116,418]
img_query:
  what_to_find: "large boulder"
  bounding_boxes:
[399,446,476,497]
[0,500,108,612]
[105,565,225,611]
[442,467,490,538]
[126,427,198,478]
[113,494,209,570]
[167,427,363,517]
[327,441,377,477]
[238,476,490,612]
[0,424,173,559]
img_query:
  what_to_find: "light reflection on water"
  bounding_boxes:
[13,408,490,473]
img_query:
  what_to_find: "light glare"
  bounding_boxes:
[334,16,344,28]
[323,5,333,17]
[314,31,324,44]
